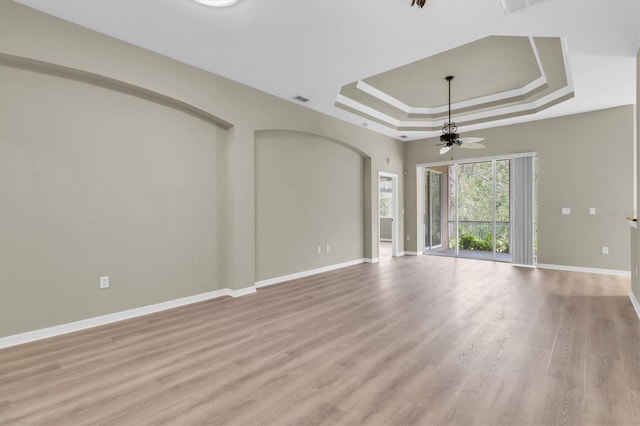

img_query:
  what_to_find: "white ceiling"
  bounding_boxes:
[15,0,640,141]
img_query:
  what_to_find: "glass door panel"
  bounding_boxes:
[429,160,513,262]
[429,171,442,247]
[456,161,494,256]
[448,165,458,253]
[495,160,510,256]
[425,170,443,250]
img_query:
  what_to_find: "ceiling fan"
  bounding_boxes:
[438,76,485,155]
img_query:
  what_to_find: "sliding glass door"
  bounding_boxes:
[423,155,535,263]
[427,159,511,261]
[455,159,510,261]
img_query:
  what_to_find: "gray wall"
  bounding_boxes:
[0,63,227,336]
[255,131,364,281]
[0,1,405,337]
[380,218,392,240]
[405,106,634,271]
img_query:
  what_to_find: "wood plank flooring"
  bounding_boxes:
[1,255,639,425]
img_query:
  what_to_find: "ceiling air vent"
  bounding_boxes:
[293,95,310,103]
[500,0,546,15]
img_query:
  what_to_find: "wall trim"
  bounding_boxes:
[379,238,392,242]
[405,251,421,256]
[0,287,255,349]
[255,259,365,288]
[630,291,640,320]
[536,263,631,277]
[229,287,258,297]
[0,52,233,130]
[364,258,380,264]
[512,263,536,269]
[396,251,406,257]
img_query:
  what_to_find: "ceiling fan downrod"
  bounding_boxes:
[441,75,459,144]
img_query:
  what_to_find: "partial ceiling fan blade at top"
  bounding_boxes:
[459,142,486,149]
[439,146,452,155]
[458,137,485,144]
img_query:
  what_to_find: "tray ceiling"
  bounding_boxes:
[336,35,573,132]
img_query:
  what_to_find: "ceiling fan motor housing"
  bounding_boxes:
[440,132,460,144]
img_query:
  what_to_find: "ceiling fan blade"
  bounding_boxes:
[458,137,485,144]
[439,146,452,155]
[460,142,486,149]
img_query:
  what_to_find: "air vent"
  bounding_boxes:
[499,0,546,15]
[399,135,409,139]
[293,95,310,103]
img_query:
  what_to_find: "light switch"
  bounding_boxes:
[99,276,109,289]
[589,208,596,216]
[562,208,571,215]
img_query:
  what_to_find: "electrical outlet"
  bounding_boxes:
[589,208,596,216]
[99,276,109,289]
[602,247,609,255]
[406,235,410,241]
[562,208,571,215]
[317,246,321,254]
[326,244,330,252]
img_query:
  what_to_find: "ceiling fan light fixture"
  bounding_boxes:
[410,0,427,8]
[440,132,460,143]
[191,0,239,7]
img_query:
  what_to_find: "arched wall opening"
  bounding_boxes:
[254,130,371,283]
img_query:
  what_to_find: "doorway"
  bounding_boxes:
[378,172,398,260]
[448,160,511,261]
[420,155,536,263]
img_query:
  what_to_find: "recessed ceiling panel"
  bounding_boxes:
[336,35,573,134]
[363,36,542,108]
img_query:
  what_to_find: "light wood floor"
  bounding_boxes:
[1,256,639,426]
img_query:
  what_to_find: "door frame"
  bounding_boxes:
[378,172,399,257]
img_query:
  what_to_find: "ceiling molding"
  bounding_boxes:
[0,52,234,130]
[336,36,574,135]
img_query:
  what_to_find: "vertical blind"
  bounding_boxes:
[510,156,535,265]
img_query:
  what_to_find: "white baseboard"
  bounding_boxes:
[396,251,405,257]
[379,238,392,242]
[405,251,421,256]
[229,287,257,297]
[255,259,365,288]
[512,263,536,268]
[0,287,255,349]
[536,263,631,277]
[364,258,379,264]
[630,291,640,320]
